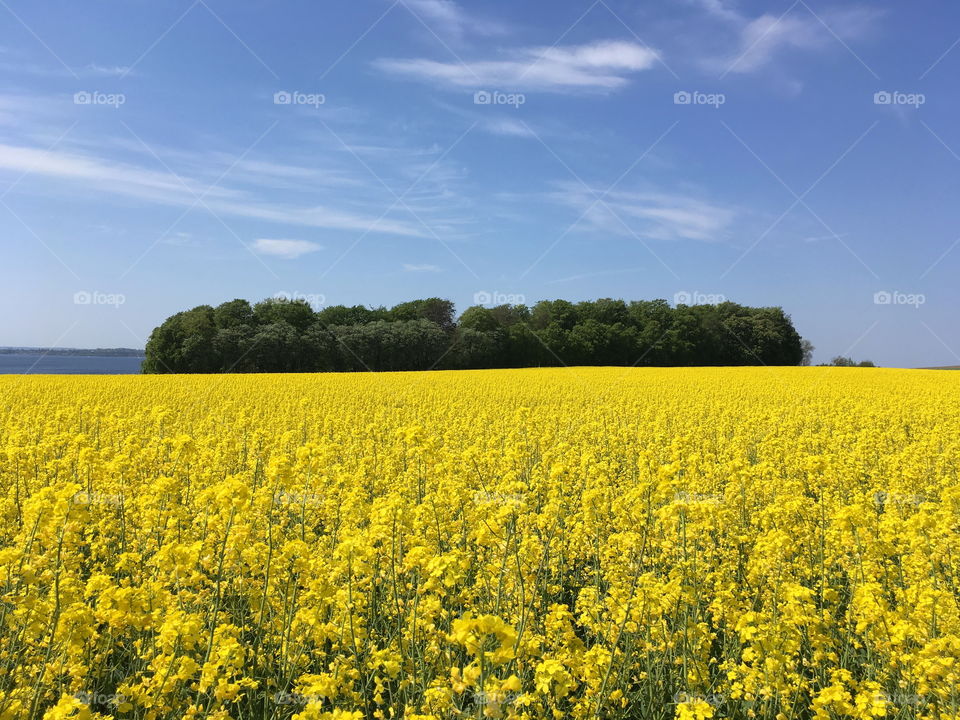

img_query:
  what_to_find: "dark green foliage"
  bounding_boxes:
[143,297,806,373]
[253,298,316,333]
[818,356,878,368]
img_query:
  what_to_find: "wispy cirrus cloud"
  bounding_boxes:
[0,57,134,78]
[81,63,134,77]
[431,99,541,140]
[724,13,830,74]
[0,143,235,201]
[161,231,195,247]
[45,91,489,238]
[0,142,428,237]
[0,92,70,128]
[481,118,536,138]
[687,0,742,24]
[692,2,882,75]
[400,0,508,40]
[0,88,479,240]
[402,262,442,272]
[252,238,322,259]
[553,183,736,242]
[42,130,370,192]
[374,40,660,92]
[545,266,646,284]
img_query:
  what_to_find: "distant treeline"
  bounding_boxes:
[142,297,804,373]
[0,347,145,357]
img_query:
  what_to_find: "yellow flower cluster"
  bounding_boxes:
[0,367,958,720]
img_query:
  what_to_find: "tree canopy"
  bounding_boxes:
[143,297,805,373]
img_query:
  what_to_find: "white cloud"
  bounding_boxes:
[399,0,507,40]
[0,59,134,78]
[483,118,537,138]
[57,133,368,191]
[613,195,734,240]
[230,158,362,185]
[430,98,543,140]
[554,184,736,241]
[701,5,881,75]
[0,91,477,241]
[545,266,646,284]
[405,0,461,27]
[252,238,322,259]
[0,143,235,201]
[402,263,442,272]
[375,40,660,92]
[0,93,65,127]
[801,232,850,244]
[161,231,195,247]
[214,199,426,237]
[689,0,742,23]
[82,63,134,77]
[725,14,823,73]
[0,142,427,237]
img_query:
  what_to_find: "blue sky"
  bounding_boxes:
[1,0,958,367]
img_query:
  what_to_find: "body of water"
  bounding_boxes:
[0,354,144,374]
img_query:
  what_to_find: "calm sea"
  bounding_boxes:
[0,354,144,374]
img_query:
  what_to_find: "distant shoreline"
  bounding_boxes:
[0,347,145,358]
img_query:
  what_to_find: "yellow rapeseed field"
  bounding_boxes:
[1,368,958,720]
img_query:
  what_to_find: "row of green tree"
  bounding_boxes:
[819,356,876,367]
[142,297,806,373]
